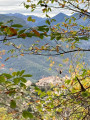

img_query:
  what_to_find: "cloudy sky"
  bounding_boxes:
[0,0,73,17]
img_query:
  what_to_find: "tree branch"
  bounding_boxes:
[28,48,90,56]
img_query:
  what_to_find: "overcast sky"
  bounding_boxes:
[0,0,73,17]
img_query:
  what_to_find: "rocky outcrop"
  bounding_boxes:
[36,76,69,87]
[26,76,69,88]
[25,80,32,86]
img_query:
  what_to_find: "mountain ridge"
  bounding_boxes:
[0,12,89,27]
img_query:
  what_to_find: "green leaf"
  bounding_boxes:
[81,91,89,97]
[13,78,20,84]
[65,80,71,84]
[55,33,61,40]
[11,24,23,28]
[16,71,20,76]
[25,5,30,9]
[75,37,79,41]
[51,19,56,22]
[65,18,69,22]
[20,83,26,88]
[27,16,36,22]
[71,16,76,21]
[32,19,36,22]
[10,100,16,108]
[5,81,11,84]
[69,19,71,24]
[7,20,13,23]
[50,35,55,40]
[0,22,3,26]
[26,32,33,37]
[19,70,25,76]
[37,1,42,5]
[46,14,50,18]
[27,0,31,2]
[57,108,63,112]
[20,77,27,83]
[0,76,5,83]
[81,69,87,77]
[51,0,55,3]
[2,73,12,79]
[79,36,88,40]
[18,29,26,35]
[39,34,44,39]
[22,74,32,77]
[22,111,33,118]
[49,68,52,71]
[12,72,17,76]
[8,49,15,54]
[46,19,50,25]
[37,25,49,32]
[56,35,61,40]
[34,86,40,90]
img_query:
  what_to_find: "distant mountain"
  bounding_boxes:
[51,13,68,25]
[71,13,90,26]
[5,13,25,19]
[1,13,69,27]
[0,14,29,28]
[1,12,89,27]
[26,15,46,27]
[37,12,90,27]
[5,13,46,27]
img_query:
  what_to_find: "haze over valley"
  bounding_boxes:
[0,13,90,82]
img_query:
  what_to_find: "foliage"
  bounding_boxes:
[0,0,90,119]
[0,70,90,119]
[0,107,13,120]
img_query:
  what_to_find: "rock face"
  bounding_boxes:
[36,76,65,87]
[25,76,69,88]
[25,80,32,87]
[36,75,70,92]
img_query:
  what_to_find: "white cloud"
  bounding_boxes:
[0,0,25,6]
[0,0,73,17]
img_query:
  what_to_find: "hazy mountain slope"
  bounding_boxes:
[71,13,90,26]
[51,13,68,25]
[1,36,89,82]
[2,12,90,27]
[0,13,90,82]
[37,12,90,27]
[0,14,28,27]
[0,37,59,82]
[5,13,46,27]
